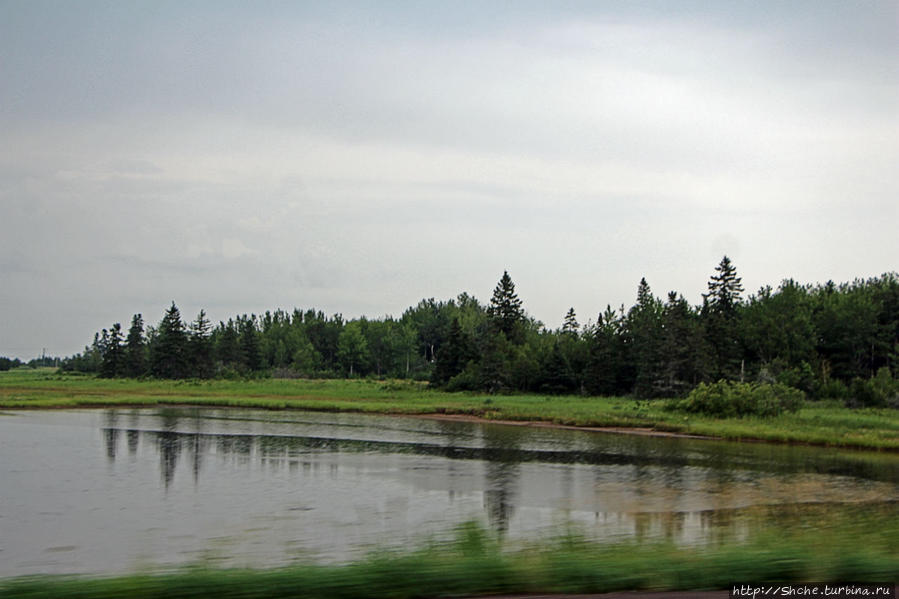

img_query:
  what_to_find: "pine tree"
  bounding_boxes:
[538,340,577,394]
[702,256,745,380]
[239,315,263,372]
[216,319,242,370]
[584,306,622,396]
[627,278,664,397]
[561,307,579,337]
[124,314,146,377]
[704,255,744,315]
[487,271,524,342]
[189,310,214,378]
[100,323,124,378]
[658,292,708,396]
[151,302,188,379]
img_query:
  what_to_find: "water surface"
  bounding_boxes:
[1,407,896,576]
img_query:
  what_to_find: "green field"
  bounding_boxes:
[2,369,898,450]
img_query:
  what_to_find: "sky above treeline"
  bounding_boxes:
[1,1,897,359]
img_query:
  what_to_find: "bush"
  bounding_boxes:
[669,380,805,418]
[848,368,898,408]
[817,378,849,402]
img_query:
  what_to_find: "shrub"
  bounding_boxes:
[817,378,849,402]
[848,368,898,408]
[669,380,804,418]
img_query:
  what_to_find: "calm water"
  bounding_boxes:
[1,407,897,576]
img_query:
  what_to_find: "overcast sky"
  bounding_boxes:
[1,1,897,359]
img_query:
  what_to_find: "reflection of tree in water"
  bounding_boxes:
[127,410,140,456]
[158,410,182,490]
[481,425,525,536]
[103,410,119,461]
[187,410,204,484]
[434,420,475,505]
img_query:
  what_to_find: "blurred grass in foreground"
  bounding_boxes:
[3,515,897,599]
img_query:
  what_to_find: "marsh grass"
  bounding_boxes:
[1,370,898,450]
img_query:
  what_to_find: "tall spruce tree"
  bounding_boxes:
[487,271,524,342]
[627,278,664,397]
[702,256,745,380]
[189,310,214,378]
[239,315,263,372]
[658,292,707,396]
[561,307,579,337]
[584,306,622,396]
[100,323,124,378]
[151,302,189,379]
[124,314,146,377]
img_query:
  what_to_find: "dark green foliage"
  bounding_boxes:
[188,310,214,379]
[150,303,189,379]
[337,321,368,376]
[537,340,577,394]
[702,256,745,380]
[583,306,624,396]
[657,292,708,397]
[99,323,124,378]
[432,318,474,386]
[478,332,511,393]
[487,271,524,342]
[670,380,805,418]
[627,278,664,398]
[848,367,899,408]
[215,319,242,371]
[62,267,898,406]
[124,314,146,377]
[0,356,23,371]
[238,316,263,372]
[561,307,579,337]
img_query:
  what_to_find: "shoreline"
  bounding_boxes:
[413,412,717,440]
[5,400,898,452]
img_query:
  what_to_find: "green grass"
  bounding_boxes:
[2,369,898,450]
[2,516,897,598]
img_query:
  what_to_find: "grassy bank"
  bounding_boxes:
[2,517,897,598]
[2,370,898,450]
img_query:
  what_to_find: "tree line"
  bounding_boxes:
[61,257,899,406]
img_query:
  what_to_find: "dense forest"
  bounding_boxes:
[54,257,899,407]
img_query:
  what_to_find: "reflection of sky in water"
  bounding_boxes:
[1,408,897,576]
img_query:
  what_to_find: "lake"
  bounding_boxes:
[1,407,897,576]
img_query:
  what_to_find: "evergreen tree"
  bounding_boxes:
[538,340,577,394]
[478,331,511,393]
[561,307,579,337]
[150,302,189,379]
[239,315,263,372]
[702,256,745,380]
[124,314,146,377]
[657,292,708,396]
[189,310,214,378]
[216,319,242,371]
[487,271,524,342]
[432,317,473,385]
[100,323,124,378]
[627,278,664,397]
[584,306,622,396]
